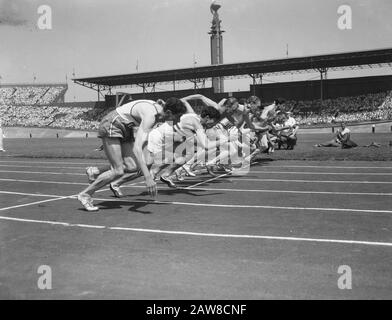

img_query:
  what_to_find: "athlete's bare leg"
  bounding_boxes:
[108,142,147,196]
[80,137,130,197]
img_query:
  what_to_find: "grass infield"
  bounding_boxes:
[1,132,391,161]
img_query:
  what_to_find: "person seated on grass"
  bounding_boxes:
[275,112,299,150]
[242,109,276,154]
[314,122,357,149]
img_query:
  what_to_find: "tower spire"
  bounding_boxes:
[209,1,224,93]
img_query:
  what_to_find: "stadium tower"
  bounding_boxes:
[209,1,224,93]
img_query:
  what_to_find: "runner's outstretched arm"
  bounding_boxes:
[182,94,218,109]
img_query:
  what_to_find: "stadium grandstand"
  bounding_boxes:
[76,47,392,128]
[0,83,108,131]
[0,83,68,105]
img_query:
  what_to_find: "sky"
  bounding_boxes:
[0,0,391,102]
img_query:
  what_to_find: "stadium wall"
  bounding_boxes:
[252,75,392,102]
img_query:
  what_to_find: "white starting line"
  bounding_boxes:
[2,177,392,186]
[1,190,392,215]
[251,171,392,176]
[1,168,392,177]
[0,170,85,176]
[1,159,392,169]
[0,164,87,170]
[0,159,106,166]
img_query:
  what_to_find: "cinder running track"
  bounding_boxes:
[0,158,391,299]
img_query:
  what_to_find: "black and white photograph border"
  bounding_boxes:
[0,0,391,302]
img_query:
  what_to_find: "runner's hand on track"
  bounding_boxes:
[145,177,157,197]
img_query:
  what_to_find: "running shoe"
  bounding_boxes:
[110,183,124,198]
[77,193,99,212]
[160,176,177,188]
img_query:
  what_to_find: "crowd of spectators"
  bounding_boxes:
[0,104,111,130]
[286,91,392,125]
[1,86,392,131]
[0,84,110,131]
[0,86,66,105]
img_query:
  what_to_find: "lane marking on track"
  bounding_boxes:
[0,190,66,198]
[184,161,258,189]
[250,171,392,176]
[229,178,392,184]
[0,164,87,170]
[0,196,72,212]
[0,170,85,176]
[0,214,391,247]
[3,189,392,214]
[0,178,88,185]
[0,160,106,166]
[2,178,392,196]
[2,177,392,186]
[267,165,392,170]
[1,159,392,169]
[89,196,392,215]
[185,172,230,189]
[122,185,392,196]
[0,181,144,212]
[2,168,392,177]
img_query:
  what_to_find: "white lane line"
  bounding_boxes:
[0,197,71,212]
[0,160,106,166]
[0,164,86,170]
[251,171,392,176]
[0,190,75,212]
[269,165,392,169]
[123,185,392,197]
[0,190,66,198]
[185,161,257,189]
[0,215,391,247]
[0,181,144,212]
[3,177,392,196]
[1,159,392,169]
[90,197,392,214]
[0,170,85,176]
[109,227,392,247]
[2,168,392,177]
[185,172,230,189]
[0,216,72,226]
[2,177,392,187]
[0,178,88,186]
[7,185,382,214]
[230,178,392,184]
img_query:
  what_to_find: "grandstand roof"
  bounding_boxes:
[73,48,392,89]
